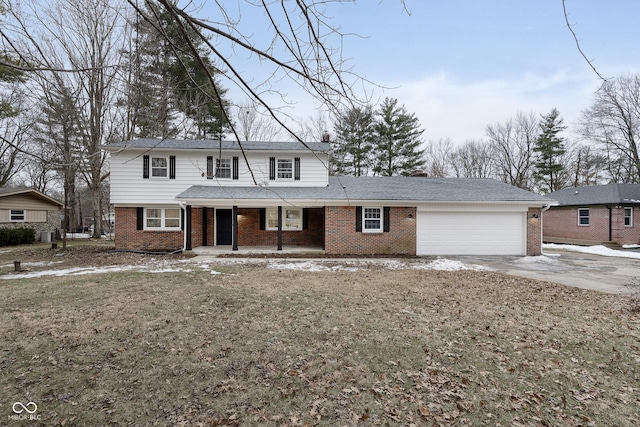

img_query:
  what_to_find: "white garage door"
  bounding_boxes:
[417,211,526,255]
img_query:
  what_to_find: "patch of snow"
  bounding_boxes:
[623,244,640,249]
[544,243,640,259]
[420,258,492,272]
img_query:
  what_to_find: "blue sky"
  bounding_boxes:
[203,1,640,143]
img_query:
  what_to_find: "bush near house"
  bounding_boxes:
[0,227,36,246]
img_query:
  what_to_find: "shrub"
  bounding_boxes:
[0,227,36,246]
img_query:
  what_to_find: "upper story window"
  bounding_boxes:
[269,157,300,181]
[143,155,175,179]
[277,159,293,179]
[216,158,232,179]
[10,209,25,222]
[578,208,589,226]
[151,157,168,178]
[624,207,633,227]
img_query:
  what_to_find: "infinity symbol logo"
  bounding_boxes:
[12,402,38,414]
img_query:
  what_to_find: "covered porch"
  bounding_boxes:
[192,245,325,256]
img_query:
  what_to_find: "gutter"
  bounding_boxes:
[540,203,551,250]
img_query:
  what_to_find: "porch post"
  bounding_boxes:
[202,207,208,246]
[232,205,238,251]
[277,205,283,251]
[186,205,192,251]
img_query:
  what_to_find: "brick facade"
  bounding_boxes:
[115,207,184,251]
[324,206,416,255]
[543,205,640,246]
[237,208,324,247]
[526,207,542,256]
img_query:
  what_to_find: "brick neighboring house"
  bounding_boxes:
[104,139,553,256]
[0,187,62,237]
[543,184,640,246]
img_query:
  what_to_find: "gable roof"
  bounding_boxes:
[104,139,331,153]
[177,176,552,205]
[0,187,63,207]
[546,183,640,206]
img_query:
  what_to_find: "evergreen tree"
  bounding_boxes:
[373,97,426,176]
[534,108,566,192]
[125,0,231,139]
[331,105,376,176]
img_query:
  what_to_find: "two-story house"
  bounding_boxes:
[104,139,553,256]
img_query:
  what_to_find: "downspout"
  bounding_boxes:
[178,201,187,252]
[607,205,612,243]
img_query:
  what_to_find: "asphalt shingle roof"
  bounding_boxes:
[546,184,640,206]
[177,176,552,203]
[104,139,331,153]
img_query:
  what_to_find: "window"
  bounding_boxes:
[266,208,302,230]
[145,208,181,229]
[578,208,589,226]
[216,158,232,179]
[363,207,382,232]
[10,209,25,222]
[277,159,293,179]
[151,157,168,178]
[624,207,633,227]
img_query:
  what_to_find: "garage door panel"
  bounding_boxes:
[417,211,525,255]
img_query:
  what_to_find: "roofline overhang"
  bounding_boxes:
[0,188,63,207]
[169,198,555,209]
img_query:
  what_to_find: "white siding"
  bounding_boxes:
[109,149,329,205]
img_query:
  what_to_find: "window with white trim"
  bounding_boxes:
[145,208,181,229]
[277,159,293,179]
[216,158,231,179]
[151,157,168,178]
[578,208,589,226]
[10,209,25,222]
[266,208,302,230]
[624,207,633,227]
[363,207,383,232]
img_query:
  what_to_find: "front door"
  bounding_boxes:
[216,209,233,245]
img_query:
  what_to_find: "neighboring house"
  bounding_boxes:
[543,184,640,246]
[0,187,63,235]
[104,139,553,256]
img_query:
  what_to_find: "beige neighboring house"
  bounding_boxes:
[0,187,63,237]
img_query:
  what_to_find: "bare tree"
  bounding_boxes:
[422,138,453,177]
[486,111,538,190]
[234,99,283,142]
[449,139,494,178]
[580,74,640,183]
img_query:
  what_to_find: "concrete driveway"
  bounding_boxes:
[454,249,640,294]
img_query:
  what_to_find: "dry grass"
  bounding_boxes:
[0,243,639,426]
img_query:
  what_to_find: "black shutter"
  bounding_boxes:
[143,155,149,179]
[269,157,276,180]
[294,157,301,180]
[169,156,176,179]
[302,208,308,230]
[355,206,362,232]
[259,208,266,230]
[232,156,239,180]
[136,207,144,230]
[206,156,213,179]
[181,209,185,230]
[383,207,390,232]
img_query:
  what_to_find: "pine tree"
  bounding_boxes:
[373,97,426,176]
[331,105,376,176]
[125,0,231,139]
[534,108,566,192]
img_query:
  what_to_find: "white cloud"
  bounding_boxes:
[389,69,601,144]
